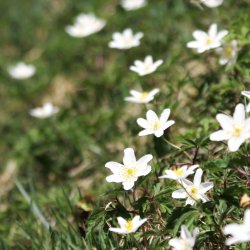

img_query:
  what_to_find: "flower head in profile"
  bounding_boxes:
[125,88,159,104]
[223,209,250,245]
[108,28,143,50]
[8,62,36,80]
[210,103,250,152]
[105,148,152,190]
[29,103,59,119]
[217,40,238,66]
[159,165,199,183]
[65,13,106,38]
[130,55,163,76]
[201,0,223,8]
[241,91,250,112]
[109,215,147,234]
[172,169,213,206]
[121,0,147,11]
[137,109,175,137]
[169,225,199,250]
[187,23,228,53]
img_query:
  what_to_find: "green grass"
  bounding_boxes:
[0,0,250,249]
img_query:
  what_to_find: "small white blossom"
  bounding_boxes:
[201,0,223,8]
[130,55,163,76]
[241,91,250,112]
[217,40,238,65]
[172,169,213,206]
[29,103,59,119]
[223,209,250,245]
[210,103,250,152]
[187,23,228,53]
[169,225,199,250]
[125,88,159,104]
[137,109,175,137]
[241,90,250,99]
[8,62,36,80]
[109,215,147,234]
[159,165,199,182]
[121,0,147,11]
[108,28,143,50]
[105,148,152,190]
[65,13,106,38]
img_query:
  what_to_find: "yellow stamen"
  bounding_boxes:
[153,120,160,130]
[187,185,199,200]
[125,220,133,231]
[173,168,185,177]
[140,92,149,101]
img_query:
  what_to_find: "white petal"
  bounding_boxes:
[154,129,164,137]
[146,110,158,123]
[172,189,187,199]
[228,137,244,152]
[105,161,123,173]
[209,130,231,141]
[162,120,175,130]
[137,118,150,129]
[193,169,203,186]
[187,41,201,49]
[160,109,170,123]
[109,227,127,234]
[217,30,229,40]
[241,91,250,99]
[117,217,127,227]
[200,182,214,193]
[123,148,136,166]
[193,30,207,40]
[136,154,153,167]
[106,175,124,183]
[181,225,191,239]
[123,181,135,190]
[216,114,234,131]
[138,129,154,136]
[233,103,245,123]
[208,23,217,37]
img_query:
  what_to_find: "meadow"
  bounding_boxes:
[0,0,250,249]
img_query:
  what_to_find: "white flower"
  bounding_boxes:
[105,148,152,190]
[121,0,147,11]
[187,23,228,53]
[8,62,36,80]
[201,0,223,8]
[129,55,163,76]
[108,28,143,50]
[241,90,250,99]
[241,91,250,113]
[109,215,147,234]
[169,225,199,250]
[159,165,199,182]
[137,109,175,137]
[223,209,250,245]
[210,103,250,152]
[125,88,159,104]
[172,169,213,206]
[65,13,106,38]
[217,40,238,65]
[29,103,59,119]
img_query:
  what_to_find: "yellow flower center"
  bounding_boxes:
[206,37,214,45]
[140,92,149,101]
[173,168,185,177]
[232,125,243,137]
[124,220,134,231]
[152,120,160,130]
[224,46,233,58]
[187,185,199,200]
[181,239,190,249]
[123,167,138,180]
